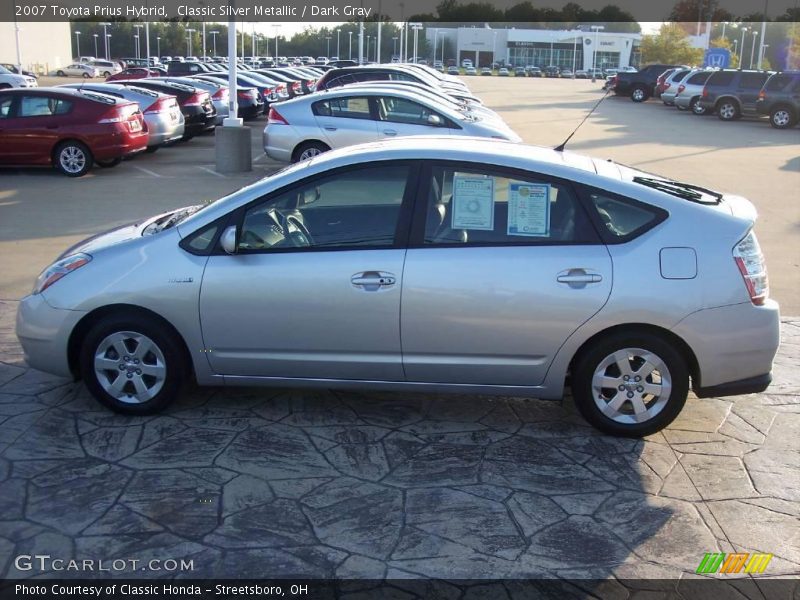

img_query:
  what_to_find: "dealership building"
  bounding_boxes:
[0,22,72,74]
[426,26,642,71]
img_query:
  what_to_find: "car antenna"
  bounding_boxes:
[554,87,612,152]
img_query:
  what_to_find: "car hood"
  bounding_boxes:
[57,207,195,259]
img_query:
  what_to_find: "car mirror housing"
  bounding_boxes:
[220,225,238,254]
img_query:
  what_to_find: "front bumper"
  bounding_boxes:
[673,300,781,391]
[16,294,86,378]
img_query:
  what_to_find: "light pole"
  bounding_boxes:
[75,31,81,58]
[349,31,353,60]
[272,24,280,58]
[186,28,195,57]
[739,26,748,67]
[100,23,112,59]
[326,36,331,57]
[393,36,398,59]
[750,30,758,69]
[571,29,579,78]
[337,30,340,58]
[133,24,143,59]
[106,34,112,60]
[721,21,728,40]
[134,34,139,59]
[758,0,769,70]
[209,31,218,57]
[252,23,257,59]
[590,25,604,82]
[759,44,769,69]
[156,36,161,57]
[93,33,98,58]
[410,23,422,64]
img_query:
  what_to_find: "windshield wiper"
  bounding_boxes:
[633,176,722,205]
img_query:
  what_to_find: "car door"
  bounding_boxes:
[400,161,612,386]
[198,161,417,381]
[1,94,69,164]
[374,95,453,139]
[738,72,770,113]
[311,95,379,149]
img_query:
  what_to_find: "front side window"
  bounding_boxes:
[422,165,598,245]
[239,164,410,252]
[376,97,447,127]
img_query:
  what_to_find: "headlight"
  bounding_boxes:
[33,253,92,294]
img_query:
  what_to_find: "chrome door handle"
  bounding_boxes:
[351,271,396,291]
[383,129,397,136]
[324,126,337,131]
[557,269,602,289]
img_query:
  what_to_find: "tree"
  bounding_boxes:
[640,23,704,65]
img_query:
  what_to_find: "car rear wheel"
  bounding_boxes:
[96,157,122,168]
[54,141,93,177]
[769,106,797,129]
[690,97,707,115]
[82,72,91,79]
[293,141,330,162]
[56,70,65,77]
[103,71,111,78]
[572,332,689,437]
[717,100,740,121]
[630,85,649,102]
[80,314,185,415]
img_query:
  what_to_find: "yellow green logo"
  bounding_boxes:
[696,552,773,574]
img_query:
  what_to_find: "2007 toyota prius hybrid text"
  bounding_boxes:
[16,138,780,437]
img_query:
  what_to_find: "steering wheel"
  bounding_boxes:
[281,214,315,247]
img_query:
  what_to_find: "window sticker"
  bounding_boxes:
[508,183,551,237]
[451,176,495,231]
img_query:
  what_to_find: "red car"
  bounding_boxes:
[0,87,148,177]
[106,68,158,82]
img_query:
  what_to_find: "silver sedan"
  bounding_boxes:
[16,138,780,437]
[263,87,521,162]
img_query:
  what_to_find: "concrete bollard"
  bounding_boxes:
[215,126,252,173]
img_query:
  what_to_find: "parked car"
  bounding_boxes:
[166,60,211,76]
[55,63,99,79]
[106,68,158,82]
[573,70,587,79]
[181,75,260,119]
[698,69,772,121]
[16,137,779,437]
[528,66,543,77]
[756,71,800,129]
[1,63,38,79]
[498,67,510,77]
[120,58,151,68]
[447,66,460,76]
[654,68,679,98]
[673,69,714,114]
[262,87,519,162]
[60,83,185,151]
[514,67,526,77]
[544,66,561,78]
[0,87,148,176]
[465,67,478,76]
[315,66,468,97]
[481,67,492,76]
[560,69,573,78]
[660,68,693,106]
[614,64,681,102]
[89,60,122,78]
[107,80,216,137]
[0,65,37,89]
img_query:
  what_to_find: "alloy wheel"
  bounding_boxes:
[59,146,86,174]
[94,331,167,404]
[591,347,672,425]
[632,88,645,101]
[719,103,736,120]
[299,147,324,160]
[772,110,791,128]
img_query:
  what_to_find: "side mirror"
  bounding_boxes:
[220,225,238,254]
[427,114,443,127]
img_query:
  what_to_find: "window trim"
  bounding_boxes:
[575,183,669,245]
[200,160,422,256]
[407,160,605,249]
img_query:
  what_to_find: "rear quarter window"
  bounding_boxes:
[581,187,667,243]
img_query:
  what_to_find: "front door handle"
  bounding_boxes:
[383,129,397,136]
[557,268,602,289]
[351,271,396,291]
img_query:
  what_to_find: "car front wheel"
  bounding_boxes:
[690,97,707,115]
[80,314,185,415]
[572,332,689,437]
[54,141,93,177]
[82,72,91,79]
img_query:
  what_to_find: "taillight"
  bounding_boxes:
[702,87,708,97]
[212,88,229,101]
[664,83,671,90]
[291,81,300,93]
[145,97,177,114]
[677,84,685,94]
[184,92,206,106]
[277,84,286,96]
[267,107,288,125]
[237,89,253,100]
[758,90,766,100]
[733,231,768,306]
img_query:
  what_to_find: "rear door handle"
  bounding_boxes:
[324,126,337,131]
[557,268,602,288]
[383,129,397,136]
[351,271,396,291]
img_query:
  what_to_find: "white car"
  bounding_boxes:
[56,63,99,78]
[263,87,520,162]
[0,65,37,89]
[89,60,122,78]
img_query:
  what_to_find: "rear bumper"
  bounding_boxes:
[695,373,772,398]
[673,300,781,390]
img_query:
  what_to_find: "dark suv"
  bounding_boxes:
[166,61,211,76]
[614,64,680,102]
[698,69,772,121]
[756,71,800,129]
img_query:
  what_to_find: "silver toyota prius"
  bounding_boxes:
[16,138,780,437]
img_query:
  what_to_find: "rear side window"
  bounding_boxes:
[708,71,735,86]
[18,96,73,117]
[0,96,12,118]
[740,73,768,89]
[586,191,666,242]
[672,70,691,82]
[687,71,712,85]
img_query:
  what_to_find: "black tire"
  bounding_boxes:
[630,85,649,103]
[769,106,797,129]
[145,146,159,153]
[53,140,93,177]
[103,71,111,78]
[572,331,690,437]
[56,70,65,77]
[82,72,91,79]
[690,97,707,115]
[717,100,740,121]
[79,313,186,415]
[292,141,330,163]
[96,157,122,168]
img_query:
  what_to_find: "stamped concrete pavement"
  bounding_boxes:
[0,299,798,587]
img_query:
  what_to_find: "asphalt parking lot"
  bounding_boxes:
[0,77,799,586]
